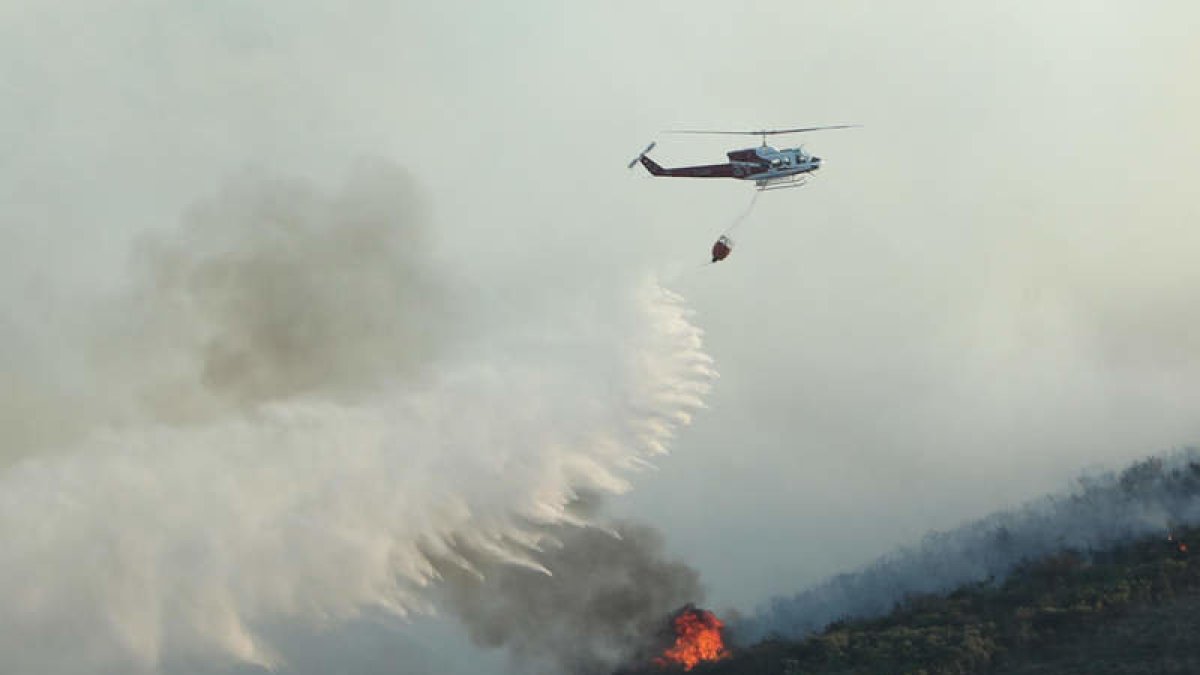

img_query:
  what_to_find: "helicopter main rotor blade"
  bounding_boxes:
[665,124,860,136]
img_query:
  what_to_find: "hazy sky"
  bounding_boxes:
[3,2,1200,673]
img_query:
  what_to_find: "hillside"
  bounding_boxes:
[692,522,1200,674]
[988,586,1200,674]
[616,454,1200,675]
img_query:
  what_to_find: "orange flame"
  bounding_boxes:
[655,606,731,671]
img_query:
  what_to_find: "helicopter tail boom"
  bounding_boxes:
[628,140,740,179]
[641,156,736,178]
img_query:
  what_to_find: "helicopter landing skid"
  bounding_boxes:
[755,175,810,192]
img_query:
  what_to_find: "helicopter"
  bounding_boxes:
[628,125,857,191]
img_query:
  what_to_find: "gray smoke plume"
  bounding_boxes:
[91,158,447,424]
[436,516,702,675]
[2,159,448,465]
[739,449,1200,643]
[0,161,715,673]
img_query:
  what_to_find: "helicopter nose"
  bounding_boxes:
[813,156,822,168]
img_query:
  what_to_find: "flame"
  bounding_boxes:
[1169,533,1188,553]
[655,606,731,671]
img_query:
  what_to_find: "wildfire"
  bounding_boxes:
[655,605,731,671]
[1169,532,1189,554]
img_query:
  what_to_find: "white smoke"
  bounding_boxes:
[738,451,1200,643]
[0,162,714,673]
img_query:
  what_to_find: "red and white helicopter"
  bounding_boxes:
[629,125,857,191]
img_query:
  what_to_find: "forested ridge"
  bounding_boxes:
[673,456,1200,674]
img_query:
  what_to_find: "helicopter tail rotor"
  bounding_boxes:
[627,141,657,169]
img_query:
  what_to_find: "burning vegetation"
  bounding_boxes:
[663,525,1200,675]
[654,605,731,671]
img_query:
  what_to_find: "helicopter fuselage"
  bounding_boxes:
[726,146,821,178]
[638,144,821,189]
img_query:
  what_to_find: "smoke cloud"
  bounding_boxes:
[436,517,702,675]
[740,450,1200,643]
[82,160,448,426]
[0,161,715,673]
